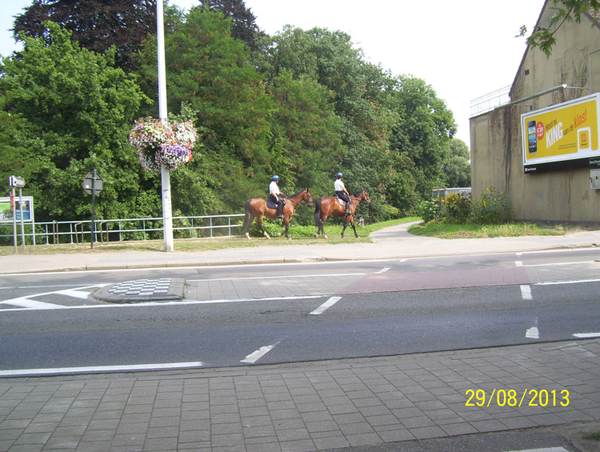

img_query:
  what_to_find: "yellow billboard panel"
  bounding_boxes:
[522,93,600,172]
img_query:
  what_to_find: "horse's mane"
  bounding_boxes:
[351,188,365,197]
[288,188,308,198]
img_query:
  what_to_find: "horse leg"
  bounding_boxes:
[341,215,352,238]
[244,213,255,240]
[283,216,291,240]
[320,213,329,239]
[350,216,358,238]
[257,216,270,239]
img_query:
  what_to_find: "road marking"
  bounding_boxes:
[520,285,532,300]
[241,344,277,364]
[0,285,107,310]
[375,268,390,273]
[522,261,596,267]
[0,362,203,378]
[1,298,65,309]
[188,273,366,282]
[573,332,600,338]
[526,326,539,339]
[535,278,600,285]
[310,296,341,315]
[515,261,523,267]
[503,448,568,452]
[0,295,324,312]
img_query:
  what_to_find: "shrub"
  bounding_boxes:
[440,193,472,223]
[470,188,512,224]
[417,199,440,223]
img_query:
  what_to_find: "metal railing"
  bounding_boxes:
[0,214,245,246]
[470,85,512,117]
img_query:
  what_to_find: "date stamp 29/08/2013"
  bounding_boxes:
[465,389,570,407]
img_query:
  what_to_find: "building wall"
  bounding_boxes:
[470,1,600,223]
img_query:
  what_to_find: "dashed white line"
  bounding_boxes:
[375,268,390,273]
[310,296,341,315]
[526,326,540,339]
[241,344,277,364]
[520,285,533,300]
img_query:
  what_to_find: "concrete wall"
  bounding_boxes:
[470,1,600,223]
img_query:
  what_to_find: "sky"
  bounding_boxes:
[0,0,547,146]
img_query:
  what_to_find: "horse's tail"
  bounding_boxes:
[314,197,322,227]
[242,199,252,233]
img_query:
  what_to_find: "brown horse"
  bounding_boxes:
[243,188,313,240]
[314,188,371,238]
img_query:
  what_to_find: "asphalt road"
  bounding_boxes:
[1,248,599,374]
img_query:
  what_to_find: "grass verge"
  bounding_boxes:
[407,221,592,239]
[0,217,419,256]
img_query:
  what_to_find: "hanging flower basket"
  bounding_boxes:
[129,118,197,172]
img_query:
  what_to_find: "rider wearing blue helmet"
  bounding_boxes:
[269,175,285,218]
[334,172,351,215]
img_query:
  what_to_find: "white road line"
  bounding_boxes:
[1,298,65,309]
[0,295,325,312]
[188,273,366,282]
[520,285,532,300]
[526,326,540,339]
[0,362,203,378]
[522,261,596,267]
[241,344,277,364]
[573,332,600,338]
[375,268,390,273]
[535,278,600,286]
[310,296,341,315]
[503,448,568,452]
[54,288,96,299]
[515,261,523,267]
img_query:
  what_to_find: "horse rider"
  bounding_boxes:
[269,175,285,218]
[334,172,351,215]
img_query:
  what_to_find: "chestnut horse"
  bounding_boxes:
[243,188,313,240]
[314,188,371,238]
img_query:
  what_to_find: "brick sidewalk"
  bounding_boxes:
[1,339,599,452]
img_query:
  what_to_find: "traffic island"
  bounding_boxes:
[93,278,185,303]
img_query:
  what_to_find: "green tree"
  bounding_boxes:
[518,0,600,57]
[387,76,457,199]
[12,0,157,71]
[199,0,266,51]
[444,138,471,188]
[136,7,274,211]
[0,22,154,221]
[258,26,396,219]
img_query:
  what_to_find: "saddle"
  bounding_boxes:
[334,195,346,207]
[266,199,278,210]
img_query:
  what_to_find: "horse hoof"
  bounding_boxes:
[323,234,328,239]
[245,233,251,240]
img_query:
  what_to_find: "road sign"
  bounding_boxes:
[83,172,103,195]
[9,176,25,188]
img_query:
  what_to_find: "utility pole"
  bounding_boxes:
[157,0,174,252]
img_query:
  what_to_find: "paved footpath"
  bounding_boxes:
[1,224,600,451]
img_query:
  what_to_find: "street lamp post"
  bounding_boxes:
[157,0,174,252]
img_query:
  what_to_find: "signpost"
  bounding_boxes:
[9,176,26,252]
[83,170,103,248]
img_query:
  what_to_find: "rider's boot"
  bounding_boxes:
[277,203,284,219]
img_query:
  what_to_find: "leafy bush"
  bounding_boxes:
[440,193,472,223]
[417,199,440,223]
[470,188,512,224]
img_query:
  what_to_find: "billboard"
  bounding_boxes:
[522,93,600,173]
[0,197,34,222]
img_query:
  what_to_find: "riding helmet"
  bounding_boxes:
[337,172,343,177]
[272,175,279,180]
